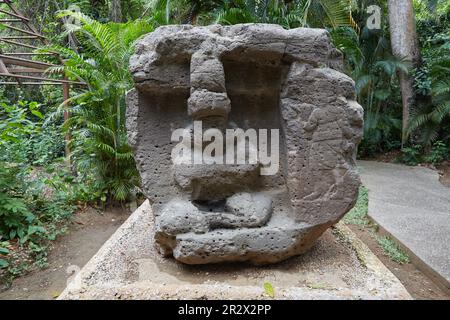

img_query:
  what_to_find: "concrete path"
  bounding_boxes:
[358,161,450,292]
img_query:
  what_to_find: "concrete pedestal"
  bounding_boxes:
[60,201,410,300]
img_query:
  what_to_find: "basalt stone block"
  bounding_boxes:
[126,24,364,265]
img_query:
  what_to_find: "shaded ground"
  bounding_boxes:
[0,207,129,300]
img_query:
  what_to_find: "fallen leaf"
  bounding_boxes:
[263,282,275,298]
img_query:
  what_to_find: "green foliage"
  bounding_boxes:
[412,65,432,97]
[0,164,36,243]
[0,102,40,243]
[296,0,355,28]
[410,30,450,147]
[425,140,449,164]
[376,236,410,264]
[147,0,354,29]
[0,101,64,165]
[0,102,75,237]
[331,1,406,156]
[212,0,312,27]
[263,282,275,298]
[344,186,369,226]
[408,0,450,157]
[399,139,449,165]
[43,12,151,202]
[42,162,108,204]
[0,101,76,281]
[344,186,410,265]
[29,126,65,166]
[0,242,9,269]
[7,0,148,26]
[397,144,423,166]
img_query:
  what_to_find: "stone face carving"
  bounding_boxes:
[126,24,364,265]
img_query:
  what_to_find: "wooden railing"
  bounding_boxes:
[0,0,84,159]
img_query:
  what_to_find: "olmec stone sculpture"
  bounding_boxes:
[126,24,364,265]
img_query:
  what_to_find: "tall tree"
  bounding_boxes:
[109,0,123,22]
[387,0,420,145]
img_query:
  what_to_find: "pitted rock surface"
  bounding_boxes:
[126,24,364,265]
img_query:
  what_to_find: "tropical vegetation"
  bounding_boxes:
[0,0,449,283]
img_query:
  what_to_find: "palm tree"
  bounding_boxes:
[408,29,450,146]
[42,12,153,202]
[147,0,354,28]
[331,1,410,155]
[387,0,420,145]
[297,0,356,28]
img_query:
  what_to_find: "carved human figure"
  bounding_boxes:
[126,24,364,264]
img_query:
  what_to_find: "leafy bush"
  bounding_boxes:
[149,0,354,28]
[409,30,450,147]
[397,145,423,166]
[0,101,75,280]
[0,101,41,242]
[396,141,449,166]
[0,243,9,269]
[409,2,450,152]
[0,164,38,241]
[425,140,449,164]
[42,162,108,205]
[29,126,65,166]
[0,101,65,166]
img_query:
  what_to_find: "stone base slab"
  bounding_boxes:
[59,201,411,300]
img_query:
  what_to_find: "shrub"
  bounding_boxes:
[425,140,449,164]
[397,145,423,166]
[0,101,76,281]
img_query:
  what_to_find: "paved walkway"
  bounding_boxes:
[358,161,450,292]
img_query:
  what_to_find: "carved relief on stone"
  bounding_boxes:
[126,24,364,265]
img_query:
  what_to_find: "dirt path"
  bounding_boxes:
[0,207,129,300]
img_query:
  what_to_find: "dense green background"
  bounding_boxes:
[0,0,449,282]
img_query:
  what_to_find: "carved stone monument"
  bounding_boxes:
[126,24,364,265]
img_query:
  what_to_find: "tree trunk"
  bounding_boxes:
[109,0,122,22]
[387,0,420,145]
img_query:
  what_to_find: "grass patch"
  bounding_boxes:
[344,186,410,264]
[376,236,410,264]
[344,186,369,226]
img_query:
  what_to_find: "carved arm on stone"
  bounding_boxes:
[302,109,319,139]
